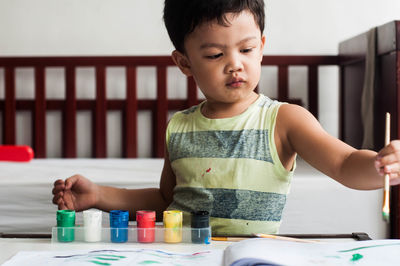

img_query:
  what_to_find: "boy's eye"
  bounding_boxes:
[241,48,253,53]
[205,53,223,59]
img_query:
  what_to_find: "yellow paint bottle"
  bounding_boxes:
[163,210,182,243]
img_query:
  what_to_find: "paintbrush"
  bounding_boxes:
[211,237,249,242]
[382,112,391,222]
[253,233,318,243]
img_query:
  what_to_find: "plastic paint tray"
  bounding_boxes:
[51,225,211,244]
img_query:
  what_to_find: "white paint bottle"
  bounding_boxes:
[83,209,102,242]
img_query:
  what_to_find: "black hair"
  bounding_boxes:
[163,0,265,53]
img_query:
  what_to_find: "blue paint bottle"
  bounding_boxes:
[109,210,129,243]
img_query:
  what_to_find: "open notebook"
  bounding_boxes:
[3,239,400,266]
[224,238,400,266]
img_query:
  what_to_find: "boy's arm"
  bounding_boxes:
[278,104,400,190]
[95,152,176,221]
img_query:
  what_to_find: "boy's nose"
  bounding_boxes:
[225,56,243,73]
[229,66,242,73]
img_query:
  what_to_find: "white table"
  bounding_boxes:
[0,234,366,265]
[0,237,231,265]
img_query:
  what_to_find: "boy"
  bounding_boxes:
[52,0,400,235]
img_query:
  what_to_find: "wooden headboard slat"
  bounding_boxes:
[64,66,77,158]
[278,66,288,102]
[308,66,319,119]
[94,66,107,158]
[125,66,138,158]
[187,77,197,108]
[34,66,46,158]
[4,67,16,145]
[155,66,168,158]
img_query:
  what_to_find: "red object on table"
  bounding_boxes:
[0,145,34,162]
[136,210,156,243]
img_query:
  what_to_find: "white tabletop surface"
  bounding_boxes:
[0,238,232,265]
[0,235,364,265]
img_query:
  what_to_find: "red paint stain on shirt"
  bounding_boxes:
[201,168,212,177]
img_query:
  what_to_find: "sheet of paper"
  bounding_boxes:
[2,248,223,266]
[223,238,400,266]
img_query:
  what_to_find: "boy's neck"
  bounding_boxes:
[201,92,259,119]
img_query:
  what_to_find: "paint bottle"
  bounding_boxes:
[136,210,156,243]
[163,210,182,243]
[83,209,102,242]
[109,210,129,243]
[191,211,210,244]
[56,210,76,242]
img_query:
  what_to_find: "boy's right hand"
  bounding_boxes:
[52,175,99,211]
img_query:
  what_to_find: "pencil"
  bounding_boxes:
[254,233,318,243]
[382,112,391,222]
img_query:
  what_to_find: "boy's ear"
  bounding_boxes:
[259,35,266,62]
[171,50,193,77]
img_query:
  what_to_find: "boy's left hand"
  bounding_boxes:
[375,140,400,185]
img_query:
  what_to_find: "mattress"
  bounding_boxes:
[0,158,387,239]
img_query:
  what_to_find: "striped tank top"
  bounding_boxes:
[166,94,294,236]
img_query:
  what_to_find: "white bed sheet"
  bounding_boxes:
[0,158,388,239]
[0,159,163,234]
[280,159,388,239]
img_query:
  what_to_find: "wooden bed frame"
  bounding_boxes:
[1,20,399,238]
[0,55,337,159]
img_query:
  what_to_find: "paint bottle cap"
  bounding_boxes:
[83,209,102,226]
[56,210,76,227]
[163,210,183,227]
[136,210,156,228]
[110,210,129,222]
[191,211,210,228]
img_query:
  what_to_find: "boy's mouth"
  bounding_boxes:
[226,78,245,88]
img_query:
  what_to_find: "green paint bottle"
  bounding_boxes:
[57,210,76,242]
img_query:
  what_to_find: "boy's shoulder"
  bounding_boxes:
[257,94,279,108]
[275,103,319,139]
[168,103,201,125]
[277,103,310,120]
[180,104,199,115]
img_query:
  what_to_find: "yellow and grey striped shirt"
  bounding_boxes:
[166,94,294,236]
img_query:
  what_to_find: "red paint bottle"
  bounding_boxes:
[136,210,156,243]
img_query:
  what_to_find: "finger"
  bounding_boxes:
[389,172,400,178]
[378,141,400,157]
[378,151,400,164]
[52,184,65,195]
[375,154,400,174]
[377,153,400,174]
[64,175,81,190]
[53,179,64,185]
[63,190,75,210]
[52,192,63,205]
[382,163,400,175]
[53,179,65,187]
[58,202,67,210]
[57,197,67,210]
[389,177,400,186]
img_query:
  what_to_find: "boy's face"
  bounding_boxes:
[172,10,265,105]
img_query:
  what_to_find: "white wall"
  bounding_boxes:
[0,0,399,157]
[1,0,399,55]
